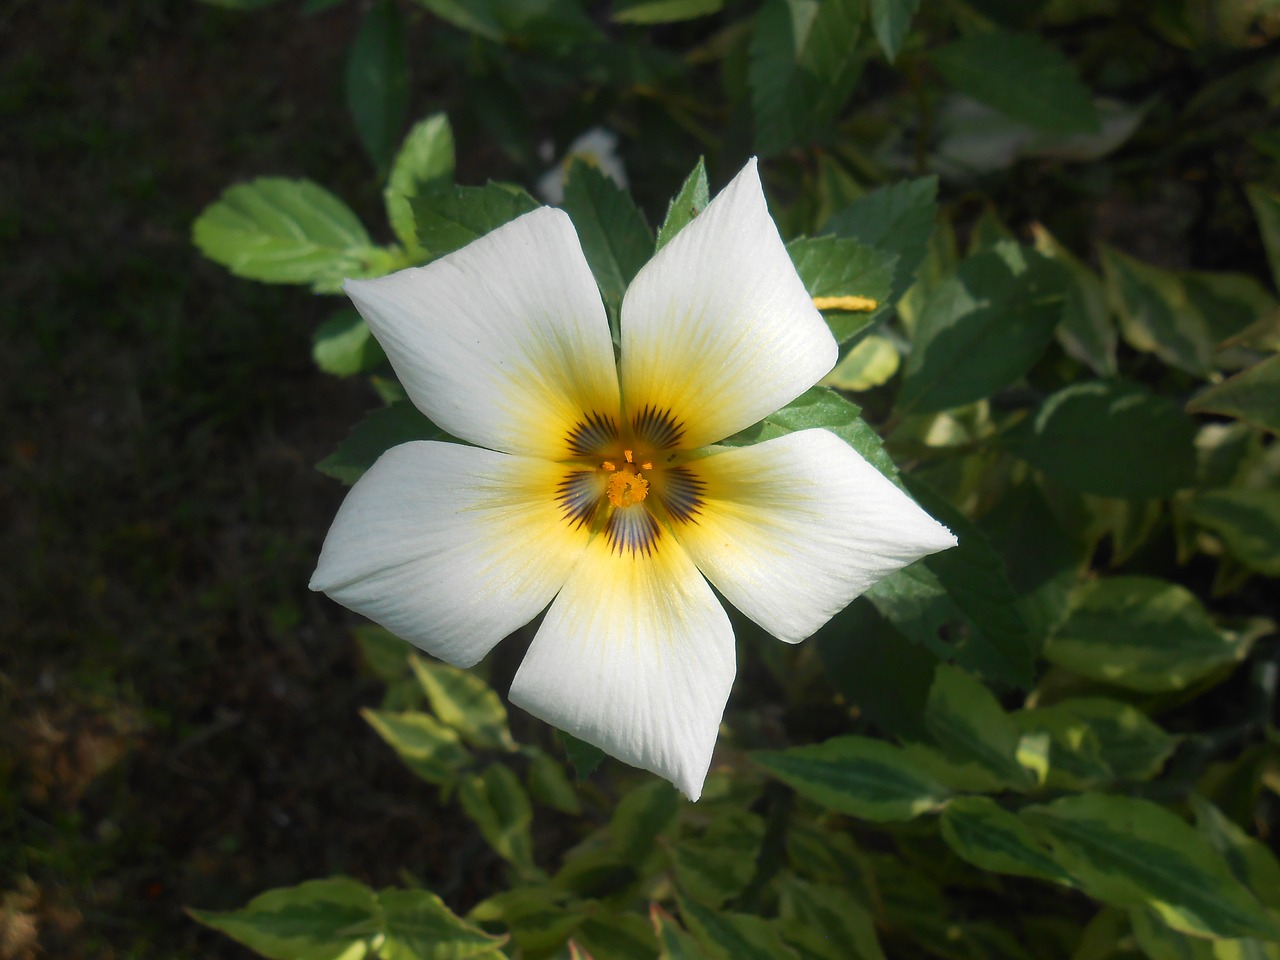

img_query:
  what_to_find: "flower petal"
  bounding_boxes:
[310,441,591,667]
[619,159,836,449]
[673,429,958,644]
[508,529,735,801]
[344,208,621,460]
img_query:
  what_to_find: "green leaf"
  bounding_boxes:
[820,336,900,391]
[1004,379,1198,498]
[931,30,1099,134]
[362,708,471,785]
[787,236,897,342]
[824,176,938,304]
[1099,246,1213,377]
[749,0,864,155]
[925,665,1031,788]
[1190,795,1280,911]
[378,888,508,959]
[385,114,456,252]
[1181,271,1276,345]
[650,903,712,960]
[613,0,722,24]
[469,886,582,957]
[558,730,605,782]
[526,749,582,815]
[1246,183,1280,291]
[656,158,710,251]
[883,478,1040,687]
[678,894,800,960]
[1032,224,1118,376]
[870,0,919,62]
[317,401,455,485]
[754,735,950,821]
[898,243,1067,414]
[1182,488,1280,576]
[411,183,540,258]
[1187,354,1280,435]
[312,308,387,378]
[193,178,393,292]
[610,779,680,863]
[939,796,1074,885]
[1016,698,1179,785]
[460,763,538,875]
[407,0,504,40]
[411,656,515,752]
[774,875,886,960]
[346,0,409,175]
[668,810,765,907]
[1045,577,1253,692]
[561,159,653,319]
[354,625,414,683]
[719,386,898,482]
[189,877,379,960]
[1021,794,1280,941]
[574,912,661,960]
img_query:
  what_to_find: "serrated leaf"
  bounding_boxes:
[411,656,515,752]
[1004,379,1198,498]
[656,158,710,251]
[1022,794,1280,941]
[561,159,652,318]
[1182,488,1280,576]
[719,386,898,482]
[378,888,508,959]
[749,0,863,155]
[346,0,409,175]
[754,735,950,821]
[193,178,392,292]
[925,665,1031,788]
[385,114,456,252]
[870,0,919,62]
[317,401,456,485]
[362,708,471,785]
[312,308,387,378]
[931,30,1099,134]
[613,0,721,23]
[898,243,1067,415]
[940,796,1074,885]
[787,236,897,342]
[824,177,938,304]
[411,183,540,258]
[1187,354,1280,435]
[460,763,538,875]
[189,877,379,960]
[1045,577,1254,692]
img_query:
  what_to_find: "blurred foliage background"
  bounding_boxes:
[4,0,1280,957]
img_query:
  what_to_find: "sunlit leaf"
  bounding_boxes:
[656,158,710,251]
[940,796,1074,885]
[820,336,900,391]
[788,236,896,342]
[561,159,653,318]
[411,183,540,258]
[1045,577,1254,692]
[1182,488,1280,576]
[385,114,456,252]
[824,177,938,303]
[924,665,1032,788]
[378,888,509,959]
[1022,794,1280,941]
[362,708,471,785]
[312,308,387,378]
[193,178,393,292]
[1100,245,1213,377]
[459,763,538,875]
[411,656,516,752]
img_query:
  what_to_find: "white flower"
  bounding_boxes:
[310,159,956,800]
[536,127,628,204]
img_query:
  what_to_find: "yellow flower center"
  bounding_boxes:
[602,449,652,508]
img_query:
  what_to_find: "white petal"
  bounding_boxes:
[674,430,958,644]
[508,529,735,800]
[310,441,591,667]
[344,208,621,460]
[619,159,836,449]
